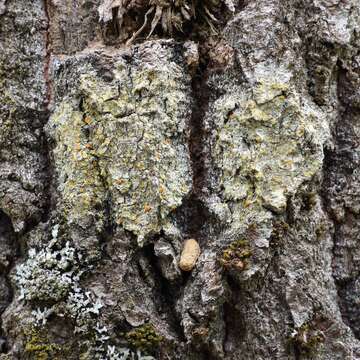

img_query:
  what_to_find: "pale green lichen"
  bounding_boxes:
[212,78,329,214]
[47,54,192,245]
[46,102,106,234]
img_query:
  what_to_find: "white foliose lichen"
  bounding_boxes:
[14,224,156,359]
[15,226,79,302]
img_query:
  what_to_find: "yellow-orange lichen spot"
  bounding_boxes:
[179,239,200,271]
[144,204,152,213]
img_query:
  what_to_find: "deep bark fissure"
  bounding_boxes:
[222,276,246,356]
[189,66,210,197]
[31,1,55,233]
[322,63,360,340]
[140,244,186,342]
[43,0,52,110]
[0,211,19,354]
[180,46,213,246]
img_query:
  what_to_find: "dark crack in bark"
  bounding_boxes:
[173,42,215,248]
[43,0,53,110]
[322,62,360,340]
[0,211,19,354]
[140,243,186,342]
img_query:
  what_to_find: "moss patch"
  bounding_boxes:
[24,327,70,360]
[219,239,252,271]
[124,324,163,353]
[290,320,325,356]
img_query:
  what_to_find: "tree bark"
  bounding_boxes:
[0,0,360,359]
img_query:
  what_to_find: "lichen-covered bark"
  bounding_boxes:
[1,0,360,359]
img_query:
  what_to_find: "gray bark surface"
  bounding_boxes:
[0,0,360,359]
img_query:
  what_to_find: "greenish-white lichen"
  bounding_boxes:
[47,55,192,245]
[212,78,329,214]
[15,227,78,302]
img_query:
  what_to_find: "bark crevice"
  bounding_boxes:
[140,243,186,342]
[179,44,215,246]
[0,211,18,354]
[43,0,53,110]
[322,62,360,340]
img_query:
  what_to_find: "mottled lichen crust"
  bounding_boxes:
[47,41,192,246]
[47,102,107,235]
[211,75,329,214]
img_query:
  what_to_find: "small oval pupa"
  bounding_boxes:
[179,239,200,271]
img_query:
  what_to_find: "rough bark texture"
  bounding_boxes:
[1,0,360,359]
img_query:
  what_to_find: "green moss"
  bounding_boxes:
[24,327,69,360]
[291,321,325,356]
[124,324,163,353]
[315,223,327,238]
[270,220,289,245]
[219,239,252,271]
